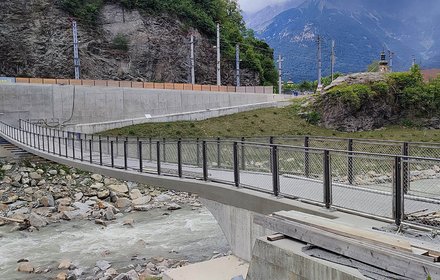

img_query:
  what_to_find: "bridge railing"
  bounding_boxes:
[4,120,440,230]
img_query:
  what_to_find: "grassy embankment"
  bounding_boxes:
[101,99,440,143]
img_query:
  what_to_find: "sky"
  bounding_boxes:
[238,0,290,13]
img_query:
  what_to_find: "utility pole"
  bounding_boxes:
[317,35,322,92]
[236,44,240,87]
[388,50,394,72]
[190,34,195,84]
[331,40,335,82]
[216,22,221,86]
[72,20,80,80]
[277,54,284,94]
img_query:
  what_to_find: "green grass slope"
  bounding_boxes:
[102,99,440,142]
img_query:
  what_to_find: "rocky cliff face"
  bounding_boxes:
[0,1,259,85]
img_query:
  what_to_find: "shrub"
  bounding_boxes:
[112,34,130,52]
[326,84,373,110]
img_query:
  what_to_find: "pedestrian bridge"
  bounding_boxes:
[1,120,440,261]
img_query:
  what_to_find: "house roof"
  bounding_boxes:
[421,69,440,81]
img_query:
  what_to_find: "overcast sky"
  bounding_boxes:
[238,0,290,13]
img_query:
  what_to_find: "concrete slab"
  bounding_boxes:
[163,256,249,280]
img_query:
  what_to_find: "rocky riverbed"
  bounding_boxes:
[0,159,229,279]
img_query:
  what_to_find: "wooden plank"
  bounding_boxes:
[274,211,413,253]
[255,214,440,279]
[267,233,285,242]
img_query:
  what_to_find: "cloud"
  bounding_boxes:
[238,0,291,13]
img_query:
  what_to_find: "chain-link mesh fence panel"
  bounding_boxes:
[403,158,440,229]
[409,143,440,159]
[278,147,324,203]
[180,141,203,179]
[353,140,402,155]
[205,142,234,184]
[238,144,272,193]
[309,138,348,151]
[275,137,304,147]
[331,151,394,218]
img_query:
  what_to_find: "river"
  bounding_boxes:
[0,207,229,279]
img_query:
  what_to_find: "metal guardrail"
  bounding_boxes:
[1,120,440,230]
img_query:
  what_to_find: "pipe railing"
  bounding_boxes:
[4,121,440,230]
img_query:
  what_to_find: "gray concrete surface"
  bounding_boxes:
[0,84,289,127]
[64,100,292,134]
[163,255,248,280]
[246,238,367,280]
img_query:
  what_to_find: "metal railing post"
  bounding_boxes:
[177,140,182,178]
[272,144,280,196]
[80,139,83,161]
[99,139,103,165]
[138,141,143,172]
[269,136,274,171]
[157,141,161,175]
[65,138,68,158]
[89,139,93,163]
[72,138,75,159]
[111,141,114,168]
[202,141,208,181]
[42,132,45,151]
[162,138,166,162]
[323,150,332,209]
[402,142,409,194]
[217,137,221,167]
[196,138,200,167]
[348,139,354,185]
[241,137,245,170]
[58,137,61,156]
[304,136,310,177]
[394,156,403,226]
[124,140,128,170]
[233,142,240,187]
[149,138,152,160]
[52,136,56,155]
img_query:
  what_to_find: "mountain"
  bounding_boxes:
[247,0,440,82]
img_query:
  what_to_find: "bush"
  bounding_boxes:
[60,0,103,24]
[112,34,129,52]
[326,83,373,110]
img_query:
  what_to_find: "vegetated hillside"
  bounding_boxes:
[306,66,440,132]
[0,0,277,86]
[250,0,440,82]
[101,98,440,143]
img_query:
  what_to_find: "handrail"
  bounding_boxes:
[2,120,440,231]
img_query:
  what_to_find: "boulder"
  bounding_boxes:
[29,212,48,227]
[58,259,72,269]
[29,172,42,180]
[96,260,111,271]
[155,194,171,202]
[17,261,34,273]
[167,203,182,211]
[1,164,13,171]
[107,184,128,193]
[56,271,67,280]
[48,169,58,175]
[90,183,104,190]
[115,198,132,209]
[39,194,55,207]
[132,196,151,205]
[129,189,142,200]
[91,174,103,182]
[98,189,110,199]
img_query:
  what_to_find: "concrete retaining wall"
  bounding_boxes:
[65,101,291,134]
[247,238,367,280]
[0,84,287,127]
